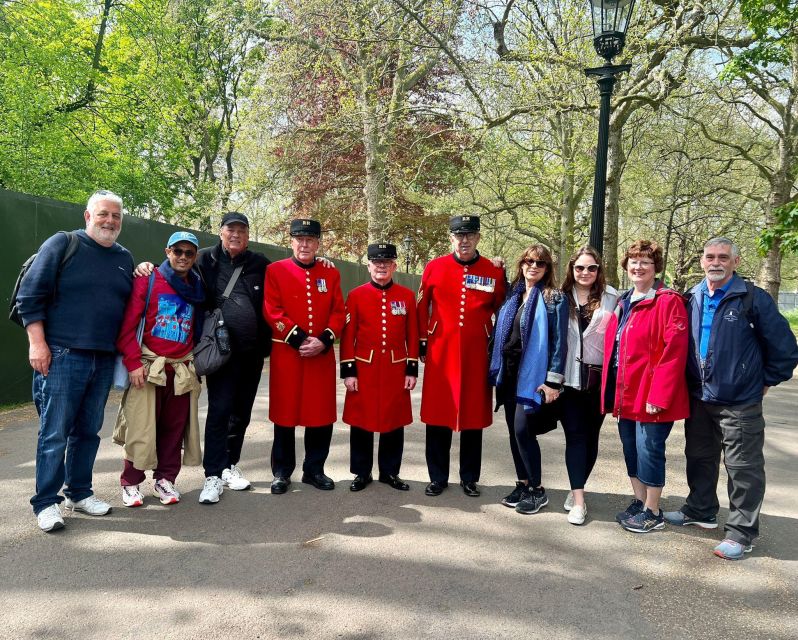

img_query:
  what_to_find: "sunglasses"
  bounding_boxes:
[574,264,599,273]
[523,259,548,268]
[169,247,196,258]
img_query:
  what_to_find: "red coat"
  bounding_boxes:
[263,258,345,427]
[601,285,690,423]
[340,281,419,432]
[418,254,506,430]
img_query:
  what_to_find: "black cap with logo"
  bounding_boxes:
[289,218,322,238]
[449,215,480,233]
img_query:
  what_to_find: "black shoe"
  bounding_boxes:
[350,475,373,492]
[515,487,549,515]
[501,482,527,507]
[271,476,291,494]
[379,474,410,491]
[460,481,480,497]
[301,472,335,490]
[424,481,448,496]
[615,498,644,523]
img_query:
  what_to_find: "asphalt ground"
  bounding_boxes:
[0,359,796,640]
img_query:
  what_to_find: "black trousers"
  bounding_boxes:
[560,386,605,490]
[271,424,333,477]
[425,424,483,484]
[203,349,264,478]
[350,426,404,477]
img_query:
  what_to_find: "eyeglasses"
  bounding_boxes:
[523,259,548,268]
[628,259,654,268]
[574,264,599,273]
[453,232,478,241]
[169,247,196,258]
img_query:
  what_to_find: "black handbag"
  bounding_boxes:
[193,266,242,377]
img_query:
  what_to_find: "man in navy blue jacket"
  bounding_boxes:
[664,237,798,560]
[17,190,133,533]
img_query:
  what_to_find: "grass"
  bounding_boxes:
[784,309,798,336]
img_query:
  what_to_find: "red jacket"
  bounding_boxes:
[117,269,195,371]
[418,253,506,430]
[601,285,689,423]
[263,258,345,427]
[340,280,419,432]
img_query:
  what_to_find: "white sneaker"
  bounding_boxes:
[568,503,587,525]
[563,491,575,511]
[122,485,144,508]
[37,504,65,532]
[221,464,251,491]
[153,479,180,505]
[65,495,112,515]
[199,476,223,504]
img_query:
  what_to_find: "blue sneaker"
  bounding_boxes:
[615,498,644,523]
[621,508,665,533]
[663,510,718,529]
[713,539,752,560]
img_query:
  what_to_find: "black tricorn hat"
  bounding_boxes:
[289,218,321,237]
[367,243,397,260]
[449,215,480,233]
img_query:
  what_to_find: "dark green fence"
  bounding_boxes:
[0,189,420,406]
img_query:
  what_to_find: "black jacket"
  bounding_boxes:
[196,241,272,358]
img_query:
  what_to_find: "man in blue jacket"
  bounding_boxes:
[17,190,133,533]
[664,237,798,560]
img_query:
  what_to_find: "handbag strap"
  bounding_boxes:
[221,265,244,301]
[135,272,156,346]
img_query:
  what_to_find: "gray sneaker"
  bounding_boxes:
[663,510,718,529]
[515,487,548,515]
[64,495,112,516]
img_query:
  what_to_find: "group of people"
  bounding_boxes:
[16,190,798,562]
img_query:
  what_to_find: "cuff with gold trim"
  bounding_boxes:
[320,328,336,351]
[405,358,418,377]
[340,360,357,378]
[285,325,307,350]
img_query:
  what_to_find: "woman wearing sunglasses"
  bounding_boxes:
[602,240,689,533]
[489,244,568,515]
[558,246,618,525]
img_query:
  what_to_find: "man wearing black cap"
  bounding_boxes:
[263,218,345,493]
[417,215,506,497]
[196,212,272,504]
[340,243,419,492]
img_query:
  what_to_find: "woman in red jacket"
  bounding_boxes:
[601,240,689,533]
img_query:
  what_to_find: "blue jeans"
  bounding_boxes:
[30,346,115,514]
[617,418,674,487]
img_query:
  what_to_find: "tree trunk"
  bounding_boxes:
[556,115,576,279]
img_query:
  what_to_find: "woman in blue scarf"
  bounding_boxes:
[489,244,568,515]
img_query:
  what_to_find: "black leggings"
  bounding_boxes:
[559,386,605,490]
[503,402,543,487]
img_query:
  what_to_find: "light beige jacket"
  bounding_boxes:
[113,345,202,470]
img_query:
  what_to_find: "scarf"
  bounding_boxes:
[158,259,205,305]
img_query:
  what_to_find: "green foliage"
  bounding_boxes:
[759,202,798,255]
[725,0,797,74]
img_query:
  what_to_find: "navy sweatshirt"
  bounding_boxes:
[17,229,133,352]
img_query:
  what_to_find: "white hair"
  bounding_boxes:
[704,237,739,259]
[86,190,123,215]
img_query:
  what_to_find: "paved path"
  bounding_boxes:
[0,362,796,640]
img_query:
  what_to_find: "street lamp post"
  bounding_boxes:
[403,235,412,273]
[585,0,635,255]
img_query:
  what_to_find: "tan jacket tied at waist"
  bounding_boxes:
[113,345,202,470]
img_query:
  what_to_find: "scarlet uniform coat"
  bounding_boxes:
[340,281,419,432]
[418,254,506,430]
[601,285,690,423]
[263,258,345,427]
